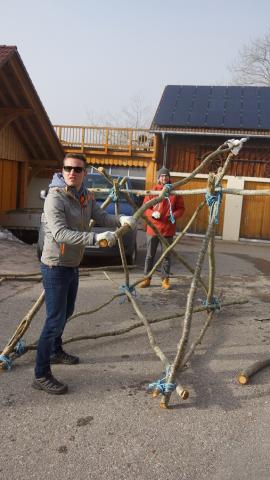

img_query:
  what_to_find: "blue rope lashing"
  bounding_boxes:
[203,296,221,311]
[148,369,176,395]
[167,197,175,224]
[119,284,136,303]
[164,184,175,224]
[14,339,25,356]
[164,183,173,196]
[0,354,12,370]
[108,187,118,202]
[148,379,176,394]
[205,189,223,224]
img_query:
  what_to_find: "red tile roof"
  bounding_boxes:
[0,45,17,67]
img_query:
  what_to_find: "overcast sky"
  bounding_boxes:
[1,0,270,126]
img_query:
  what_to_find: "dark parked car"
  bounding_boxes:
[37,173,138,264]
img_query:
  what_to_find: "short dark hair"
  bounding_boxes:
[63,153,87,167]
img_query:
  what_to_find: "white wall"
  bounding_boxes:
[27,177,50,208]
[170,172,270,242]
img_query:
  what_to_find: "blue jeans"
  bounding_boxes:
[35,264,79,378]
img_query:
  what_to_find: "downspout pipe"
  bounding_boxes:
[162,132,168,167]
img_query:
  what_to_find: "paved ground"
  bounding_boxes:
[1,231,270,479]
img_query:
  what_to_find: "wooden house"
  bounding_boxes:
[0,45,64,212]
[150,85,270,241]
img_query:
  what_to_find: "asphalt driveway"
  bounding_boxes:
[1,232,270,480]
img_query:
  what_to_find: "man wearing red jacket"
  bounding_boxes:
[139,167,185,290]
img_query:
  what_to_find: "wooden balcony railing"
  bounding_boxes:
[54,125,156,158]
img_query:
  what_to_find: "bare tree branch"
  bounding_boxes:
[229,31,270,86]
[86,93,153,128]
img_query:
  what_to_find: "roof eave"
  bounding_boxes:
[150,127,270,139]
[9,50,64,163]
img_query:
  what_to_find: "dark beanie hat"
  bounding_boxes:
[157,166,170,178]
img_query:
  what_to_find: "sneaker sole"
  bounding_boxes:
[32,381,68,395]
[50,358,79,365]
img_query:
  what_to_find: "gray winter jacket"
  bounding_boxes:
[41,181,120,267]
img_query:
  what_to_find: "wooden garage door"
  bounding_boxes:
[240,181,270,240]
[0,159,18,212]
[174,177,227,236]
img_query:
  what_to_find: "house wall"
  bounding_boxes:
[0,159,18,211]
[0,124,28,162]
[0,125,29,211]
[161,135,270,178]
[27,177,50,208]
[144,133,270,241]
[171,172,270,241]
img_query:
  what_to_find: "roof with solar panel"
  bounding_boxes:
[151,85,270,137]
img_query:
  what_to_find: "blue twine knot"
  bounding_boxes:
[205,189,223,224]
[164,183,173,196]
[119,284,137,303]
[109,187,118,202]
[0,354,12,370]
[14,339,25,356]
[164,184,175,224]
[203,296,221,311]
[148,368,176,395]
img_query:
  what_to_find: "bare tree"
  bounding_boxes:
[229,31,270,86]
[120,94,153,128]
[86,93,154,128]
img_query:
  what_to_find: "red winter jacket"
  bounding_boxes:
[143,184,185,237]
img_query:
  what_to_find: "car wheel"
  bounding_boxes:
[126,242,137,265]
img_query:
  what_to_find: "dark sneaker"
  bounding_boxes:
[50,350,80,365]
[32,374,68,395]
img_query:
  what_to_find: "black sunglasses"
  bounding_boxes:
[63,166,85,173]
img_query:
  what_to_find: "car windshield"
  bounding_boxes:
[84,175,127,202]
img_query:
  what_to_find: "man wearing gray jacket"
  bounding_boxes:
[33,153,135,394]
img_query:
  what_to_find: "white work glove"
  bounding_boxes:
[95,231,117,247]
[119,215,137,230]
[152,211,161,220]
[226,137,248,155]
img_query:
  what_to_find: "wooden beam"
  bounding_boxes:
[0,107,32,116]
[30,159,60,167]
[9,57,63,162]
[18,161,29,207]
[0,70,50,159]
[0,75,41,159]
[145,160,157,189]
[0,107,33,132]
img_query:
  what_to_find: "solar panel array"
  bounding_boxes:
[152,85,270,130]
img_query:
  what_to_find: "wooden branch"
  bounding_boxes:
[0,290,45,369]
[7,298,248,365]
[180,311,215,368]
[158,154,234,407]
[237,359,270,385]
[67,292,123,322]
[88,186,270,198]
[120,188,208,293]
[122,285,170,369]
[114,179,130,287]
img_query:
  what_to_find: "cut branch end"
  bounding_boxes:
[237,374,248,385]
